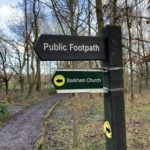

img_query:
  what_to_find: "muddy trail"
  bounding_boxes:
[0,94,65,150]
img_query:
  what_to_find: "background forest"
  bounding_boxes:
[0,0,149,100]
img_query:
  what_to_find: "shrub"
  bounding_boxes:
[0,104,10,122]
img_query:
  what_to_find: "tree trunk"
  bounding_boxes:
[88,0,94,99]
[125,0,134,102]
[96,0,104,36]
[110,0,117,24]
[95,0,104,97]
[137,39,142,94]
[33,0,41,92]
[139,18,149,88]
[72,95,79,150]
[35,57,41,92]
[5,80,8,95]
[26,0,41,96]
[145,63,149,88]
[68,1,79,149]
[20,77,24,93]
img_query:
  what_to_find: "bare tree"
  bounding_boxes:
[125,0,134,101]
[0,42,14,95]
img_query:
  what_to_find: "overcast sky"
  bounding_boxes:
[0,0,21,31]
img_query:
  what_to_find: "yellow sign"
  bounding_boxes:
[53,74,65,87]
[103,121,112,138]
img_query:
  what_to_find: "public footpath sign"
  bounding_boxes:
[51,70,105,93]
[35,25,127,150]
[34,35,104,60]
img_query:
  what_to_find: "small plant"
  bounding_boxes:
[0,104,10,122]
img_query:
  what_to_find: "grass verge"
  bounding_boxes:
[34,101,60,150]
[43,92,150,150]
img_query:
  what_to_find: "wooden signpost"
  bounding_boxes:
[102,26,127,150]
[34,25,127,150]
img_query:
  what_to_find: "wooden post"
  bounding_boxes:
[102,25,127,150]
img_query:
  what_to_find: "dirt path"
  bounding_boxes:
[0,94,64,150]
